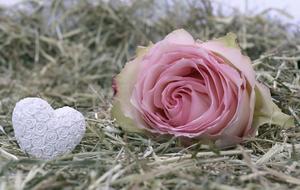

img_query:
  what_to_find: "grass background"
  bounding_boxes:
[0,0,299,189]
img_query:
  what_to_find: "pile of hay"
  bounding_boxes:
[0,0,299,189]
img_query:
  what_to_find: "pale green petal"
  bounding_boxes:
[111,44,152,133]
[136,43,152,57]
[111,101,145,133]
[252,83,294,129]
[215,32,239,49]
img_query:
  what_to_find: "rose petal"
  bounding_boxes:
[249,83,294,135]
[165,29,195,45]
[111,44,152,132]
[200,33,256,87]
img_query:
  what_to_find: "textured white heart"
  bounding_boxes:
[12,97,86,160]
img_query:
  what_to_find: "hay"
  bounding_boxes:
[0,0,299,189]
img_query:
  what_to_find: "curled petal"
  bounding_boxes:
[200,33,256,87]
[250,83,294,134]
[165,29,195,45]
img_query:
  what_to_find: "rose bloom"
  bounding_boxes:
[112,29,293,147]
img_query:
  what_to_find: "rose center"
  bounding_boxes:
[161,78,210,127]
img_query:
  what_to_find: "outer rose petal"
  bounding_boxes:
[164,29,195,45]
[200,33,256,147]
[200,33,256,86]
[111,101,141,132]
[250,83,294,134]
[111,45,152,133]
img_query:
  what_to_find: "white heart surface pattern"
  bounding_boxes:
[12,97,86,160]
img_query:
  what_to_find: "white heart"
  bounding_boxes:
[12,97,86,160]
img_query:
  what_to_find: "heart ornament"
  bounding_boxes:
[12,97,86,160]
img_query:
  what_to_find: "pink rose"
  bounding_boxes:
[112,29,293,147]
